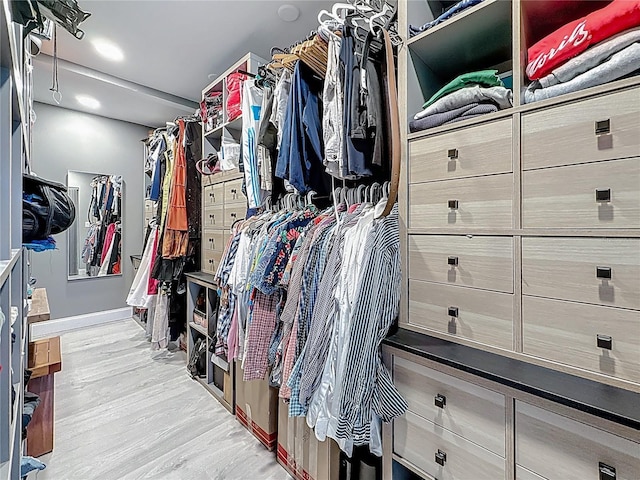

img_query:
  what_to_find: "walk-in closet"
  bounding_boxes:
[1,0,638,479]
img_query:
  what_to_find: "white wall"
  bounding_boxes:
[31,103,150,319]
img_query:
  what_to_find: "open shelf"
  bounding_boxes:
[7,384,21,474]
[0,249,20,287]
[521,0,610,49]
[408,0,512,85]
[203,115,243,139]
[188,321,208,337]
[211,353,229,372]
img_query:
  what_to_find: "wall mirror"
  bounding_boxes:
[67,171,124,280]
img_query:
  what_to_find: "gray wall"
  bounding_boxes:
[32,102,149,319]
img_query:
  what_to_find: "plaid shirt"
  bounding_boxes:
[242,290,280,381]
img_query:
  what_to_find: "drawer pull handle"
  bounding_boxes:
[231,188,237,194]
[596,266,612,279]
[209,192,215,198]
[209,214,215,219]
[599,462,616,480]
[595,119,610,136]
[448,307,458,318]
[209,259,214,264]
[447,256,458,266]
[435,450,447,467]
[434,394,446,409]
[595,189,611,202]
[448,200,459,209]
[597,334,612,350]
[447,148,458,159]
[231,213,237,219]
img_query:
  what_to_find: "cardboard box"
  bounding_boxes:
[311,431,341,480]
[277,399,297,477]
[276,396,341,480]
[235,361,279,451]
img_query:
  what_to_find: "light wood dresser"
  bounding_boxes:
[388,0,640,478]
[200,169,246,276]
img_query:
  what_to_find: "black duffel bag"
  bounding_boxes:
[23,174,76,243]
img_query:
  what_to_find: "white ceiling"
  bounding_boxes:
[33,0,334,127]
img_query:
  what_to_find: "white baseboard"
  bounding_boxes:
[31,307,133,339]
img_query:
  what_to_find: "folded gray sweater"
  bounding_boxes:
[409,103,498,132]
[414,86,512,119]
[524,42,640,103]
[536,27,640,89]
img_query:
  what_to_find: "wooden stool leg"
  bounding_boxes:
[26,374,55,458]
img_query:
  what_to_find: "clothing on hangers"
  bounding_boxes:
[211,188,406,457]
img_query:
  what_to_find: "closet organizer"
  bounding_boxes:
[387,0,640,479]
[188,2,404,473]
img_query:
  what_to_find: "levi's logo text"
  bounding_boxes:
[527,21,591,78]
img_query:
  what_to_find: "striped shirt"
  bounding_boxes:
[333,205,407,445]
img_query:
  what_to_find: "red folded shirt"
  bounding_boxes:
[527,0,640,80]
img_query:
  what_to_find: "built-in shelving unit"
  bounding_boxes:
[185,272,234,414]
[0,1,31,478]
[393,0,640,478]
[201,52,266,156]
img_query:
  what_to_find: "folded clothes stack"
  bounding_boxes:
[410,70,512,133]
[409,0,484,37]
[525,0,640,103]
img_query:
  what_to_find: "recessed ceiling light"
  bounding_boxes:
[76,95,100,109]
[91,38,124,62]
[278,4,300,22]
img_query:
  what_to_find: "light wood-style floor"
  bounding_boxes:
[33,319,290,480]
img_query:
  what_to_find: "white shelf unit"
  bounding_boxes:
[201,52,267,157]
[0,1,31,478]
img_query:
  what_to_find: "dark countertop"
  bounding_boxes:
[384,329,640,430]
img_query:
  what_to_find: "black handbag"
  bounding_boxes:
[23,174,76,243]
[187,338,207,379]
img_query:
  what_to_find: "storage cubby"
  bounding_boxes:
[185,272,234,413]
[406,0,513,121]
[202,53,266,155]
[520,0,640,105]
[1,4,31,477]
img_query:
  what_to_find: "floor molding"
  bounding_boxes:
[31,307,133,339]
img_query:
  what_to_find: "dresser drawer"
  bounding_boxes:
[516,466,546,480]
[224,179,245,205]
[409,174,513,230]
[202,250,223,275]
[522,87,640,170]
[224,204,245,228]
[522,296,640,384]
[202,231,226,253]
[522,158,640,229]
[516,401,640,480]
[408,235,513,293]
[203,184,224,208]
[394,411,506,480]
[522,237,640,310]
[394,356,505,456]
[408,281,513,350]
[409,119,512,183]
[203,205,224,230]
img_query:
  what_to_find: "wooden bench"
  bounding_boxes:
[25,289,62,458]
